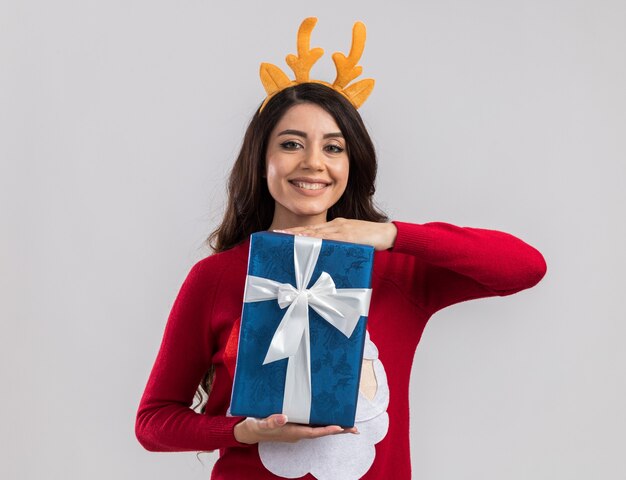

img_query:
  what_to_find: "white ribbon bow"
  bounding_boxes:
[243,235,372,424]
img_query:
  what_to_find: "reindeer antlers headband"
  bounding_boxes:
[259,17,375,111]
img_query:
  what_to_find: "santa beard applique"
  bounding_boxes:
[257,330,389,479]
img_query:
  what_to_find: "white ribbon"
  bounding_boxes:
[243,235,372,424]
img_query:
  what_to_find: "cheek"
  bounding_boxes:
[265,159,285,197]
[265,159,278,184]
[334,159,350,190]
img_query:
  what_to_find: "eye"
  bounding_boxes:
[280,141,303,150]
[325,144,345,154]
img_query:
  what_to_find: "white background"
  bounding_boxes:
[1,0,625,478]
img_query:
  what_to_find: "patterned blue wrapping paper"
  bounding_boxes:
[230,231,375,427]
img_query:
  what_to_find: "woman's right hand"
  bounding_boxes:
[234,414,358,444]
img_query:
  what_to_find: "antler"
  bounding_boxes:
[331,21,375,108]
[259,17,324,97]
[332,21,366,88]
[285,17,324,82]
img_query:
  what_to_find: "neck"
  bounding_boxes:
[268,208,327,231]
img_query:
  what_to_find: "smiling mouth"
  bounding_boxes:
[289,180,330,190]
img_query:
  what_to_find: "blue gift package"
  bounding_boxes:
[230,231,375,427]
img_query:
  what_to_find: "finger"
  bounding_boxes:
[275,228,315,235]
[259,414,288,430]
[289,226,341,238]
[304,425,345,439]
[300,231,347,242]
[321,425,359,436]
[276,222,331,233]
[277,229,320,238]
[280,424,340,440]
[341,426,360,434]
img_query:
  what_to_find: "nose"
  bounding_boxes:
[301,147,325,171]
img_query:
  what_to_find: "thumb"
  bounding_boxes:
[259,414,288,430]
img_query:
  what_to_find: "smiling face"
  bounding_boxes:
[265,102,350,230]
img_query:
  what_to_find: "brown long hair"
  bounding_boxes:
[207,83,388,253]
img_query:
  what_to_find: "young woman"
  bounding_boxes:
[135,81,546,478]
[135,19,546,480]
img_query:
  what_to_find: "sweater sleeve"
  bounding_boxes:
[135,260,249,452]
[388,221,547,315]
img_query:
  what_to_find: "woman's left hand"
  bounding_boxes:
[275,218,397,251]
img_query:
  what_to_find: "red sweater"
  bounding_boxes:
[135,221,546,479]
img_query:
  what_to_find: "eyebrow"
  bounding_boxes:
[277,129,344,139]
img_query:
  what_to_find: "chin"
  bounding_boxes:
[286,202,329,216]
[293,209,328,219]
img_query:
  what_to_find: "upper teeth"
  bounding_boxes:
[292,181,327,190]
